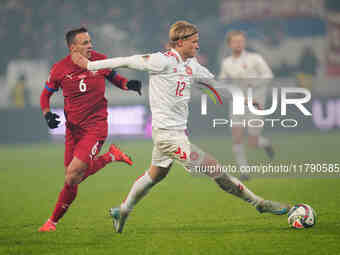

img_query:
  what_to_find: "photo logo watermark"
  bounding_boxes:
[198,81,223,115]
[197,79,312,128]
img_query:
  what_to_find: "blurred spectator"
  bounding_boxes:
[0,0,206,76]
[299,47,319,75]
[10,74,31,108]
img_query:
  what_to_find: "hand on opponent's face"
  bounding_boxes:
[71,52,89,69]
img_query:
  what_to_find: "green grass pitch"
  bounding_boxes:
[1,131,340,255]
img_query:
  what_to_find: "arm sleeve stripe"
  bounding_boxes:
[45,83,58,92]
[105,69,117,82]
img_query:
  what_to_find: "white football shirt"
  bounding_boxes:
[219,50,273,108]
[219,50,273,80]
[87,48,214,130]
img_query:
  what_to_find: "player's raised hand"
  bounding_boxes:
[44,112,61,129]
[126,80,142,96]
[71,52,88,69]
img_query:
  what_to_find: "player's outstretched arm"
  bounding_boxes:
[71,52,167,73]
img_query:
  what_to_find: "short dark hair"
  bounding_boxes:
[65,27,88,47]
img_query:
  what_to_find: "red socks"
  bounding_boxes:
[49,154,112,223]
[50,183,78,223]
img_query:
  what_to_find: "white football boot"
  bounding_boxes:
[256,200,291,215]
[109,207,129,233]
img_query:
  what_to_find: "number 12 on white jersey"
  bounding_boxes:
[176,81,186,96]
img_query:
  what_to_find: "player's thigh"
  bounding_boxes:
[247,115,263,141]
[153,129,189,158]
[152,130,218,176]
[66,156,88,179]
[247,134,259,148]
[231,125,244,144]
[74,135,105,165]
[64,128,77,168]
[151,144,174,168]
[152,129,196,171]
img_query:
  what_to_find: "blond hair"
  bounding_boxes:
[226,30,246,44]
[168,20,198,48]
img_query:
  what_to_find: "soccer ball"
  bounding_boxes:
[288,204,316,229]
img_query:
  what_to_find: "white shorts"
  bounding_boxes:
[230,109,263,136]
[151,128,205,171]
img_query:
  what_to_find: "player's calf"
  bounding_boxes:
[214,173,262,206]
[255,136,275,160]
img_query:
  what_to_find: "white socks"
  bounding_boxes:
[232,144,248,167]
[214,174,263,206]
[120,171,154,213]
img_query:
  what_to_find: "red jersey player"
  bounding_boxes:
[38,27,142,232]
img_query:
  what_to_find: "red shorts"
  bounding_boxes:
[64,122,108,166]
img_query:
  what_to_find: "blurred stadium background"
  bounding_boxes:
[1,1,340,254]
[1,0,340,143]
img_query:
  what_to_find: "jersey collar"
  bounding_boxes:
[232,50,247,60]
[171,48,185,63]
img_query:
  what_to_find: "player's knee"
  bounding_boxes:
[149,165,171,183]
[232,136,243,145]
[65,174,79,186]
[154,171,168,183]
[65,166,84,185]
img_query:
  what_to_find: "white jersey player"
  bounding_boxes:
[219,30,275,180]
[71,21,290,233]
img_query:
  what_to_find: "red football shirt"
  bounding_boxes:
[45,51,110,128]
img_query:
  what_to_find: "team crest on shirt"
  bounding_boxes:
[66,74,73,79]
[185,65,193,75]
[142,55,150,61]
